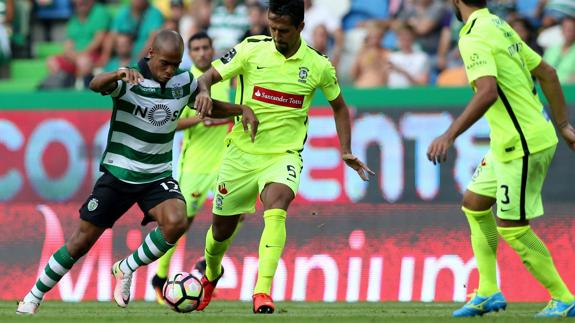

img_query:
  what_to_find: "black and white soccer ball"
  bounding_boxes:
[162,272,203,313]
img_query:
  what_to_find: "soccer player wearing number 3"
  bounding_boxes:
[427,0,575,318]
[16,30,258,315]
[193,0,374,314]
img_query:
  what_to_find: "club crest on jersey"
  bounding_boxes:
[171,84,184,99]
[220,48,237,64]
[218,183,228,195]
[87,198,99,211]
[148,104,172,127]
[298,67,309,83]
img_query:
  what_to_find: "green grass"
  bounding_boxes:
[0,301,552,322]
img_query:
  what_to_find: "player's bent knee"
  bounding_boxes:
[211,222,236,242]
[462,190,495,212]
[160,212,188,239]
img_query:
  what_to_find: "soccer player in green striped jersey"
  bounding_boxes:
[150,31,245,304]
[16,30,258,315]
[427,0,575,318]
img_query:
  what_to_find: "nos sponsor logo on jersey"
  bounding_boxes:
[148,104,172,126]
[134,104,181,127]
[252,86,304,109]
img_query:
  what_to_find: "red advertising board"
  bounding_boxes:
[1,107,575,302]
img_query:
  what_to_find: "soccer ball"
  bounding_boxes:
[162,272,203,313]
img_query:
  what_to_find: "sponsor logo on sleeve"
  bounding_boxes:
[466,53,488,70]
[220,48,237,64]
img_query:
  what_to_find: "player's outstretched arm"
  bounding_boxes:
[329,94,374,181]
[209,100,259,142]
[531,61,575,150]
[427,76,498,164]
[196,67,224,119]
[89,68,143,93]
[176,116,202,130]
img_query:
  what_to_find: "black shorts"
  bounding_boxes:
[79,171,185,228]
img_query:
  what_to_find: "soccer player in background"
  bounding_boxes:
[16,30,258,315]
[193,0,374,314]
[150,31,243,304]
[427,0,575,318]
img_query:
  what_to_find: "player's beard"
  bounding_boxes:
[274,41,289,55]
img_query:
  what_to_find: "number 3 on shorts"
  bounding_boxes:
[500,184,510,204]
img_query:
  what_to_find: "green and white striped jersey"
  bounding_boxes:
[100,59,198,184]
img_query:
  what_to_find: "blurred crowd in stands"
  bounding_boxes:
[0,0,574,89]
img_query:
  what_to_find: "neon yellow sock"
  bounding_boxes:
[254,209,287,295]
[156,239,179,279]
[230,217,243,240]
[204,226,233,281]
[462,207,499,296]
[498,225,574,303]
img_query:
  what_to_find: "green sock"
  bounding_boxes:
[254,209,287,295]
[498,225,574,303]
[204,226,233,281]
[462,207,499,296]
[24,245,77,303]
[119,227,173,274]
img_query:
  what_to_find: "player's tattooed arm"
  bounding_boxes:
[330,94,375,181]
[89,67,143,94]
[531,60,575,150]
[427,76,498,164]
[196,67,224,118]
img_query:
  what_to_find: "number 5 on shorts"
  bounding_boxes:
[287,165,297,179]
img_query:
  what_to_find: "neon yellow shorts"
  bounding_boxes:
[212,144,303,216]
[467,145,556,220]
[179,172,218,217]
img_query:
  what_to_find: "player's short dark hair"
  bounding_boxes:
[269,0,304,27]
[461,0,487,7]
[188,31,212,48]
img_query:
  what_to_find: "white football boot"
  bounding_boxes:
[112,261,133,308]
[16,300,40,314]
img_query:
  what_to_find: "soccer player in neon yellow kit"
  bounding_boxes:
[193,0,374,314]
[150,31,242,303]
[428,0,575,318]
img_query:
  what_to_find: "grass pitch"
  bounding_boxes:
[0,300,550,322]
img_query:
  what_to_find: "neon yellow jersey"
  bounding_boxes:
[459,8,557,162]
[179,66,231,174]
[212,35,341,154]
